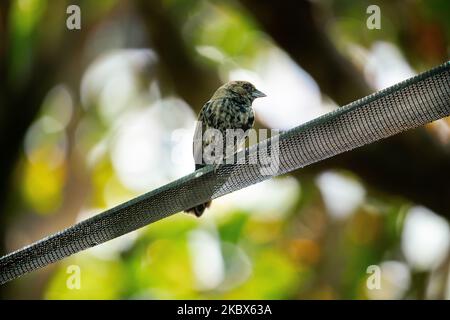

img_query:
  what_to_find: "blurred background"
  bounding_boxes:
[0,0,449,299]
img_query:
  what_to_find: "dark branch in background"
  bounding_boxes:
[0,1,9,89]
[0,0,51,297]
[240,0,372,105]
[239,0,450,217]
[0,0,55,259]
[0,0,13,209]
[0,1,89,240]
[137,0,221,108]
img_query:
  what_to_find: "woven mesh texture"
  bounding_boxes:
[1,62,449,285]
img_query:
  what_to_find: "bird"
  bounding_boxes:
[185,80,266,217]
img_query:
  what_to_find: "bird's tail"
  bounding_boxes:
[185,164,211,217]
[185,201,212,218]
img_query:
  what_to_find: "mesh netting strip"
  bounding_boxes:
[1,61,449,285]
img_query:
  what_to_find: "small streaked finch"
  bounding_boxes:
[185,81,266,217]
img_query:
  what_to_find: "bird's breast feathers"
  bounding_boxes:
[201,98,254,132]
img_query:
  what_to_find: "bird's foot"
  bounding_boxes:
[213,163,220,174]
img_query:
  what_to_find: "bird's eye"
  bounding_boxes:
[243,84,252,91]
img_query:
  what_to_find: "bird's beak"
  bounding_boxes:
[252,89,267,98]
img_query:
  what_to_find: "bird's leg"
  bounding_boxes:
[213,154,223,174]
[212,138,227,174]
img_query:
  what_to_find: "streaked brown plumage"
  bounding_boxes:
[185,81,266,217]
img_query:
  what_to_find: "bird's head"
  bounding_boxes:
[212,81,266,102]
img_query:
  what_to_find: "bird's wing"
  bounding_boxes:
[193,101,212,169]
